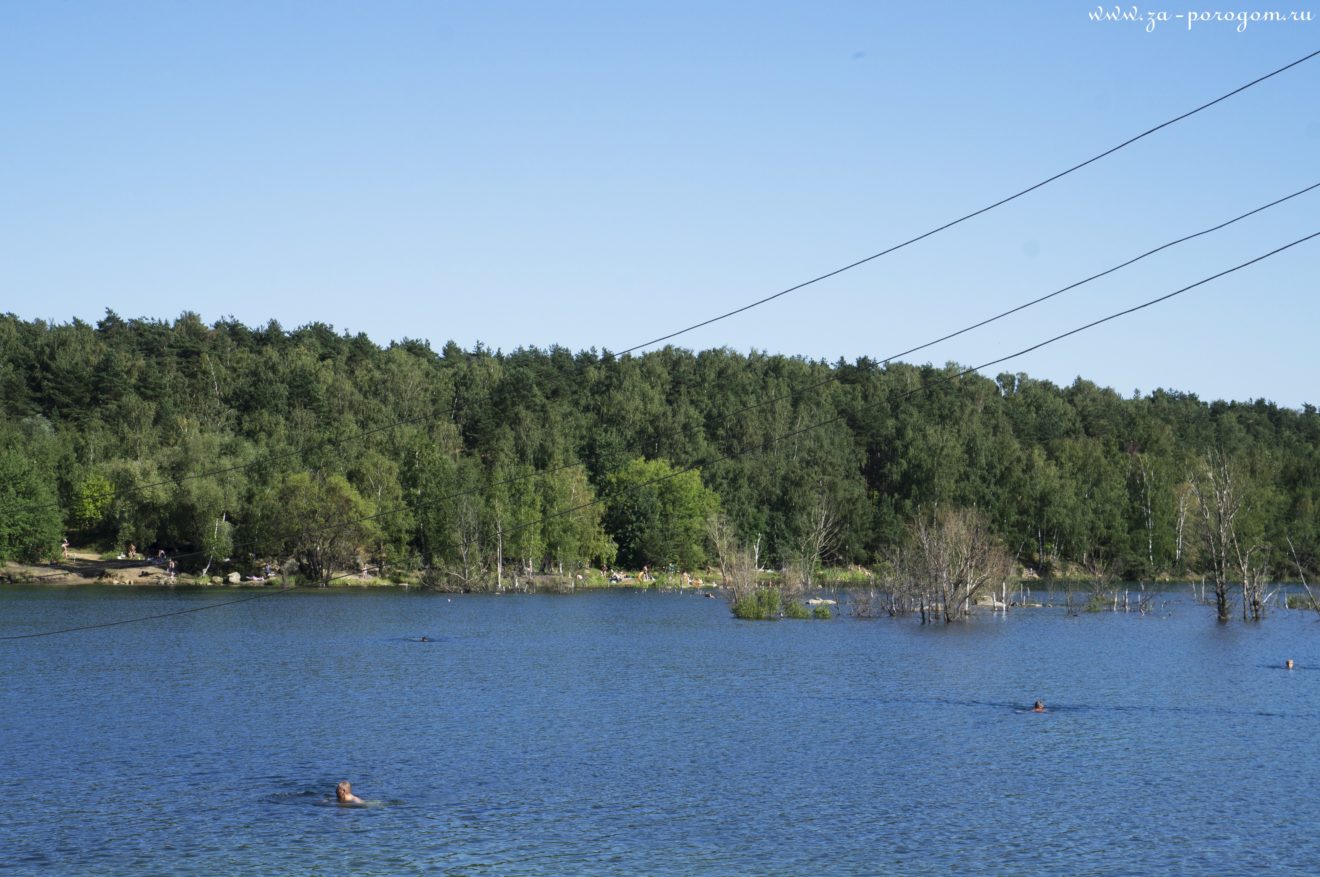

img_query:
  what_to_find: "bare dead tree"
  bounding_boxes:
[708,513,759,603]
[868,555,919,618]
[897,505,1013,623]
[787,491,841,597]
[1189,450,1244,623]
[1233,538,1269,621]
[1082,550,1118,611]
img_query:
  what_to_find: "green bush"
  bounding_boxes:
[811,604,832,619]
[784,600,809,619]
[732,587,782,620]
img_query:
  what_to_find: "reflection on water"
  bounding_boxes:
[3,586,1319,876]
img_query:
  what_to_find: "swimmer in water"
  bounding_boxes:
[419,635,430,642]
[336,781,364,804]
[1286,659,1295,670]
[1032,700,1046,713]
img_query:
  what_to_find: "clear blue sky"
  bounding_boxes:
[2,2,1316,406]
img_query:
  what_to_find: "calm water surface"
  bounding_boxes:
[2,587,1317,875]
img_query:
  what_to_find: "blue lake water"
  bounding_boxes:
[2,586,1318,876]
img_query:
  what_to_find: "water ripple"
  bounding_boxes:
[4,587,1320,875]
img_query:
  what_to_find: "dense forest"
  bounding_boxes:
[1,312,1317,596]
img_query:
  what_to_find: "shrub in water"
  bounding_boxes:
[732,587,782,620]
[784,600,809,619]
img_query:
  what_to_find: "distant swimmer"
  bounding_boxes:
[419,636,430,643]
[1032,700,1046,713]
[336,781,364,804]
[1286,659,1295,670]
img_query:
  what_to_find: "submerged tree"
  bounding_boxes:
[709,512,775,618]
[1190,450,1246,622]
[1192,448,1276,621]
[894,505,1012,623]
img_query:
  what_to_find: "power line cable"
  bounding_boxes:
[718,180,1320,422]
[9,230,1312,639]
[0,584,296,640]
[614,47,1320,357]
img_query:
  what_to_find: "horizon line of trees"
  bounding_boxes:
[1,312,1316,611]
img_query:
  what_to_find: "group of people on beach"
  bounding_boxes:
[116,546,278,583]
[107,543,177,580]
[603,566,706,586]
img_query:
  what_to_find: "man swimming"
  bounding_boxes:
[1032,700,1046,713]
[336,781,364,804]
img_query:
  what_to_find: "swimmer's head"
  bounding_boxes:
[1286,659,1295,670]
[336,781,354,802]
[1033,700,1045,712]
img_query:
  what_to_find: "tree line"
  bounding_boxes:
[1,311,1316,603]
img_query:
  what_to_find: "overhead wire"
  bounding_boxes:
[613,47,1320,356]
[716,180,1320,423]
[0,586,295,641]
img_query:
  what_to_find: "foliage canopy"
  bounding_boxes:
[1,312,1317,587]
